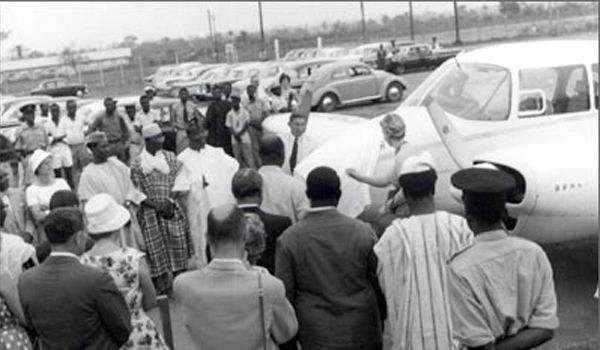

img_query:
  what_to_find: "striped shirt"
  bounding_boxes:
[374,211,472,350]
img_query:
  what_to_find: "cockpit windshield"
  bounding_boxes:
[406,59,511,121]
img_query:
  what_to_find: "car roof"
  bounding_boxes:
[285,58,337,70]
[312,60,369,74]
[458,40,598,70]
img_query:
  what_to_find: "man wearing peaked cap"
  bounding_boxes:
[373,152,472,350]
[447,165,559,350]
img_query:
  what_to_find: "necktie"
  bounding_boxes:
[183,104,189,124]
[290,137,299,175]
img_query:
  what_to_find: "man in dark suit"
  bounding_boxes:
[232,168,292,274]
[18,208,132,350]
[276,166,385,350]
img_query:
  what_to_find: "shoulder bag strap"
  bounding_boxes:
[258,271,268,350]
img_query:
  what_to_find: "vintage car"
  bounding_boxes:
[30,78,87,97]
[150,62,203,93]
[0,96,99,142]
[157,64,225,97]
[307,61,407,112]
[144,64,178,85]
[170,65,232,97]
[350,40,414,68]
[387,43,463,75]
[232,62,298,96]
[283,48,308,62]
[76,96,180,126]
[265,40,599,244]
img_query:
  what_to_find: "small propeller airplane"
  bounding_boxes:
[264,40,598,244]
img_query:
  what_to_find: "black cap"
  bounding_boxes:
[451,166,516,222]
[451,167,516,195]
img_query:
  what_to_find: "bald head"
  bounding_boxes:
[259,134,285,166]
[207,204,246,245]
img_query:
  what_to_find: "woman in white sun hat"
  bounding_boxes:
[81,193,169,350]
[25,149,71,244]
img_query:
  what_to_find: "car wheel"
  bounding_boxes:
[319,93,339,112]
[76,89,85,97]
[386,82,404,102]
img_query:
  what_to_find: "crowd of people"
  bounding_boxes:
[0,75,559,350]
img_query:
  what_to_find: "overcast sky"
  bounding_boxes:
[0,1,493,58]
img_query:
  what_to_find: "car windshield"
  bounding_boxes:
[405,59,511,121]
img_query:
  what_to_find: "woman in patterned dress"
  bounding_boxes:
[0,205,36,350]
[81,193,169,350]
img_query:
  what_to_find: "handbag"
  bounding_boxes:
[257,271,268,350]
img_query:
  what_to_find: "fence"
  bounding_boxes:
[1,13,597,99]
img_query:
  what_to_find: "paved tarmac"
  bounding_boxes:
[148,61,598,349]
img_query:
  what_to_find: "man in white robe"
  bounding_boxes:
[78,132,146,248]
[176,117,239,266]
[373,153,472,350]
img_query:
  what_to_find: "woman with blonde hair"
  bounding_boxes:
[346,112,414,228]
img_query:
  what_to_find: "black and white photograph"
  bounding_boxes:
[0,1,598,350]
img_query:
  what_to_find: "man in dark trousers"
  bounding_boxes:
[206,85,233,156]
[448,165,559,350]
[18,208,131,350]
[276,166,385,350]
[231,168,291,274]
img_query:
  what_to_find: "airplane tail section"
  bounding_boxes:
[424,96,471,169]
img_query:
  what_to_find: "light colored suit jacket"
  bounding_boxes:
[174,259,298,350]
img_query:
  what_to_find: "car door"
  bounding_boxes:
[348,65,378,101]
[328,67,353,103]
[55,80,69,96]
[44,80,58,96]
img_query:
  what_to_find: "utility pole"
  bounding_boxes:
[453,1,462,45]
[409,1,415,41]
[208,9,219,63]
[258,1,266,59]
[360,1,367,44]
[212,10,219,63]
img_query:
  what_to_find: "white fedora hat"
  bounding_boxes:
[85,193,130,234]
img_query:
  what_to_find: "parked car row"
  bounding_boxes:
[146,59,408,112]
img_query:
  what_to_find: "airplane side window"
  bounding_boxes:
[564,66,590,113]
[520,65,589,117]
[519,68,558,117]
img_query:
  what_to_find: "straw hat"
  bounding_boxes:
[85,193,130,234]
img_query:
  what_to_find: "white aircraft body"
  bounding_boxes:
[264,40,598,244]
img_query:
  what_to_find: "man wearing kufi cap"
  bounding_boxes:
[177,116,239,267]
[78,131,146,248]
[14,103,49,186]
[373,152,472,350]
[131,123,194,295]
[448,165,558,350]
